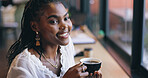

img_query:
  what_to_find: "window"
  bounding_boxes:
[142,0,148,71]
[79,0,148,77]
[108,0,133,55]
[89,0,100,36]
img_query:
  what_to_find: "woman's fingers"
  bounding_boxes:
[79,65,87,72]
[67,62,89,77]
[68,62,82,72]
[80,72,89,77]
[71,62,82,69]
[94,70,102,78]
[70,63,102,78]
[79,65,89,77]
[70,62,87,72]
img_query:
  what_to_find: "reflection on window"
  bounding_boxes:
[108,0,133,55]
[89,0,100,36]
[142,0,148,70]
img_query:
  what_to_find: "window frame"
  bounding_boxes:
[100,0,148,77]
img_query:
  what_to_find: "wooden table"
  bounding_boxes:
[72,26,129,78]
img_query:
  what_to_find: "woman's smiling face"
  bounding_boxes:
[36,3,72,46]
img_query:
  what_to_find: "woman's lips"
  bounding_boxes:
[57,32,69,39]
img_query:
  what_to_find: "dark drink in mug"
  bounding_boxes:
[80,58,102,73]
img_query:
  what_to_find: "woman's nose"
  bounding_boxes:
[59,22,68,30]
[59,26,68,31]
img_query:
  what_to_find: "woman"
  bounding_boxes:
[7,0,102,78]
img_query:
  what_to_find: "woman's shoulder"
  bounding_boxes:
[10,48,42,68]
[7,49,44,78]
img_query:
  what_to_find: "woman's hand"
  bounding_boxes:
[88,70,102,78]
[94,70,102,78]
[63,63,89,78]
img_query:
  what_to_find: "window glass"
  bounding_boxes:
[89,0,100,36]
[142,0,148,70]
[108,0,133,55]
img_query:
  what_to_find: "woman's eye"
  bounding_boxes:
[64,17,70,21]
[49,20,58,24]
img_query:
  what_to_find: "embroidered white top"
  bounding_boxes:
[7,37,76,78]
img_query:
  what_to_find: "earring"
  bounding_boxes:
[35,32,40,46]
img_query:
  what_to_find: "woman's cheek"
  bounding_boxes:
[69,22,73,30]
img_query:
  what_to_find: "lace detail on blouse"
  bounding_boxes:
[7,37,75,78]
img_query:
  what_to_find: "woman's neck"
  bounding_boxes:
[41,42,59,60]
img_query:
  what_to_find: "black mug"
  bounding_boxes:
[80,58,102,74]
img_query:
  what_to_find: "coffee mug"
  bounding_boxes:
[80,58,102,73]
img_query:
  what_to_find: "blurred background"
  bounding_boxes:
[0,0,148,78]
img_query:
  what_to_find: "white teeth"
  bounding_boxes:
[59,33,68,36]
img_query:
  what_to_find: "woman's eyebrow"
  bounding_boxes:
[48,15,58,19]
[64,12,68,17]
[47,12,68,19]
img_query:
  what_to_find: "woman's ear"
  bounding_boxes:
[30,22,40,32]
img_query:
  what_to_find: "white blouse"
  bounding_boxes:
[7,37,76,78]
